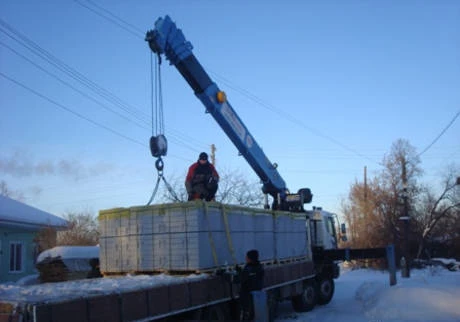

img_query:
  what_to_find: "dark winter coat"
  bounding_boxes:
[240,262,264,295]
[185,161,219,200]
[239,261,264,319]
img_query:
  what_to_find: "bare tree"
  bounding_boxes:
[57,211,99,246]
[34,226,58,253]
[342,139,460,260]
[342,139,423,252]
[380,139,422,243]
[216,169,264,207]
[158,168,264,207]
[0,180,25,201]
[157,172,189,203]
[342,176,393,249]
[412,164,460,258]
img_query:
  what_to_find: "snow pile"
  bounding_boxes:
[431,257,459,271]
[15,274,40,286]
[276,266,460,322]
[36,246,99,263]
[356,269,460,321]
[355,280,385,308]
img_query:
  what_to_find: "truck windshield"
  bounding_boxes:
[326,217,337,243]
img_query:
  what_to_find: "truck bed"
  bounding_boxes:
[0,260,314,322]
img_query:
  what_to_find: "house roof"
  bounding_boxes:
[0,195,68,230]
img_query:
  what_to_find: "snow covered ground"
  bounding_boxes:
[276,265,460,322]
[1,263,459,321]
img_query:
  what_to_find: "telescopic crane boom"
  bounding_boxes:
[146,15,312,210]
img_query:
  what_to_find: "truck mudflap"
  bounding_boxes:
[251,291,268,322]
[333,261,340,278]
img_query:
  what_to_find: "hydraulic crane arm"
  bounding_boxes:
[146,15,312,209]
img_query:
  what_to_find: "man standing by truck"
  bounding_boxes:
[238,249,265,321]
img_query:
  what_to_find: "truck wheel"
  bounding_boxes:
[291,280,317,312]
[317,277,334,305]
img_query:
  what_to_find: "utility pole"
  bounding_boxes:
[400,158,410,278]
[364,166,367,201]
[210,144,216,165]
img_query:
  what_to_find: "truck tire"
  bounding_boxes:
[317,277,334,305]
[291,280,317,312]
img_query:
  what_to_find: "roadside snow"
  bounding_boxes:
[36,246,99,263]
[14,274,40,286]
[276,265,460,322]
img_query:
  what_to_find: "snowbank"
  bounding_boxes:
[276,266,460,322]
[36,246,99,263]
[355,269,460,321]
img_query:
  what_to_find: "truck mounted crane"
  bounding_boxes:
[0,15,397,322]
[146,15,312,211]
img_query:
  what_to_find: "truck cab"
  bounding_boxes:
[308,207,339,250]
[307,207,343,280]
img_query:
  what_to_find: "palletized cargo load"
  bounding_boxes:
[98,200,311,274]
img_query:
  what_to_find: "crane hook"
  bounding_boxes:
[155,157,164,174]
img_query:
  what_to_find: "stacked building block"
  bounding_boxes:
[99,201,310,274]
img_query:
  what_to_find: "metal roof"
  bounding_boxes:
[0,195,68,230]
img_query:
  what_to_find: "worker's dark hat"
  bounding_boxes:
[199,152,208,161]
[246,249,259,262]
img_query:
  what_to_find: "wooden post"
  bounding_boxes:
[386,244,397,286]
[210,144,216,165]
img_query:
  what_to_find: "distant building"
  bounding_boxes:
[0,195,68,283]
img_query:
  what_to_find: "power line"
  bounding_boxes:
[0,40,204,154]
[0,19,207,153]
[0,71,145,146]
[0,40,150,129]
[84,0,144,34]
[74,0,143,39]
[0,71,197,160]
[417,109,460,157]
[73,2,379,165]
[211,72,379,164]
[0,19,148,123]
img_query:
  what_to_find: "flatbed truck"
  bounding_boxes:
[0,15,396,322]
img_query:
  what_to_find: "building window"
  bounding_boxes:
[9,242,23,272]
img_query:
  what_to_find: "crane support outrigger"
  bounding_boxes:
[146,15,312,211]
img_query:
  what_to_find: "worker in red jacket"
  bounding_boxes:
[185,152,219,201]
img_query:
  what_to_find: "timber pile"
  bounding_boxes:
[36,256,69,283]
[36,256,92,283]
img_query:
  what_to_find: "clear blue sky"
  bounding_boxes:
[1,1,459,217]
